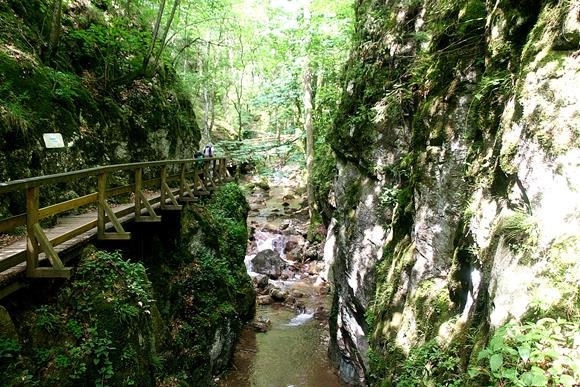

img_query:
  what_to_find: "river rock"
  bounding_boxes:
[306,261,325,276]
[251,316,272,332]
[285,247,301,261]
[251,249,286,279]
[284,238,305,254]
[281,268,296,280]
[257,295,273,305]
[270,288,289,301]
[253,274,269,289]
[266,212,283,220]
[314,306,327,321]
[304,243,321,261]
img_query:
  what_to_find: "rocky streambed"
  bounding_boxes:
[217,171,343,386]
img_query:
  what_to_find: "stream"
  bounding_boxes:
[217,171,344,387]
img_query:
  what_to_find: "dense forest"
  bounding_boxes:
[1,0,579,386]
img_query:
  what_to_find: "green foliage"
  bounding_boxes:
[74,250,154,323]
[397,340,466,387]
[0,338,20,360]
[35,305,60,333]
[68,22,149,79]
[209,182,250,221]
[493,211,539,259]
[0,247,161,386]
[471,318,579,387]
[379,186,400,208]
[467,71,511,137]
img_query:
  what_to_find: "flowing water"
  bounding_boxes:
[217,173,344,387]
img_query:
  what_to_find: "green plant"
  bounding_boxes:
[494,211,539,257]
[396,340,465,386]
[151,354,165,372]
[379,186,399,208]
[471,318,579,386]
[75,250,154,323]
[0,338,20,360]
[35,305,60,333]
[66,319,83,339]
[55,353,71,368]
[88,335,115,386]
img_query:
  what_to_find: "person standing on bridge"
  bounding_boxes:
[203,143,214,157]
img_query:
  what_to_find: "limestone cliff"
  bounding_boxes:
[325,0,579,384]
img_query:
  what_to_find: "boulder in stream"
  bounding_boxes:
[304,242,322,261]
[270,288,289,301]
[253,274,269,289]
[257,295,273,305]
[251,249,286,279]
[251,316,272,332]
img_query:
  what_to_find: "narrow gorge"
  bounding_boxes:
[0,0,578,386]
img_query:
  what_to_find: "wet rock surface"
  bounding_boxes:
[250,249,286,279]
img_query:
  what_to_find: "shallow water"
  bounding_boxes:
[218,302,343,387]
[218,176,344,387]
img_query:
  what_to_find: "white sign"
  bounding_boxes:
[43,133,65,149]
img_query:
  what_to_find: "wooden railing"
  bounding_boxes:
[0,157,231,279]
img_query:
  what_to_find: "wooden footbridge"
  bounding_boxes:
[0,157,232,298]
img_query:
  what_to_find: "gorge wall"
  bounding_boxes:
[324,0,580,384]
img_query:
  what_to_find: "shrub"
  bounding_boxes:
[471,318,579,386]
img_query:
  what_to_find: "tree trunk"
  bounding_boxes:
[303,62,315,217]
[203,88,211,141]
[143,0,166,73]
[152,0,181,73]
[209,91,216,134]
[46,0,63,61]
[302,1,316,217]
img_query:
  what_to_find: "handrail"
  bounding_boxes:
[0,157,232,280]
[0,157,226,193]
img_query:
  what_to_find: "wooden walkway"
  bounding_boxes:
[0,157,232,299]
[0,202,133,296]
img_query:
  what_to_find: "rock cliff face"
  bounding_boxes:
[325,0,579,384]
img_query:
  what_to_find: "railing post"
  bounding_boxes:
[180,164,186,199]
[97,172,131,238]
[97,173,107,239]
[213,159,219,184]
[220,159,228,181]
[160,166,167,208]
[204,159,214,189]
[134,168,142,221]
[25,186,39,276]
